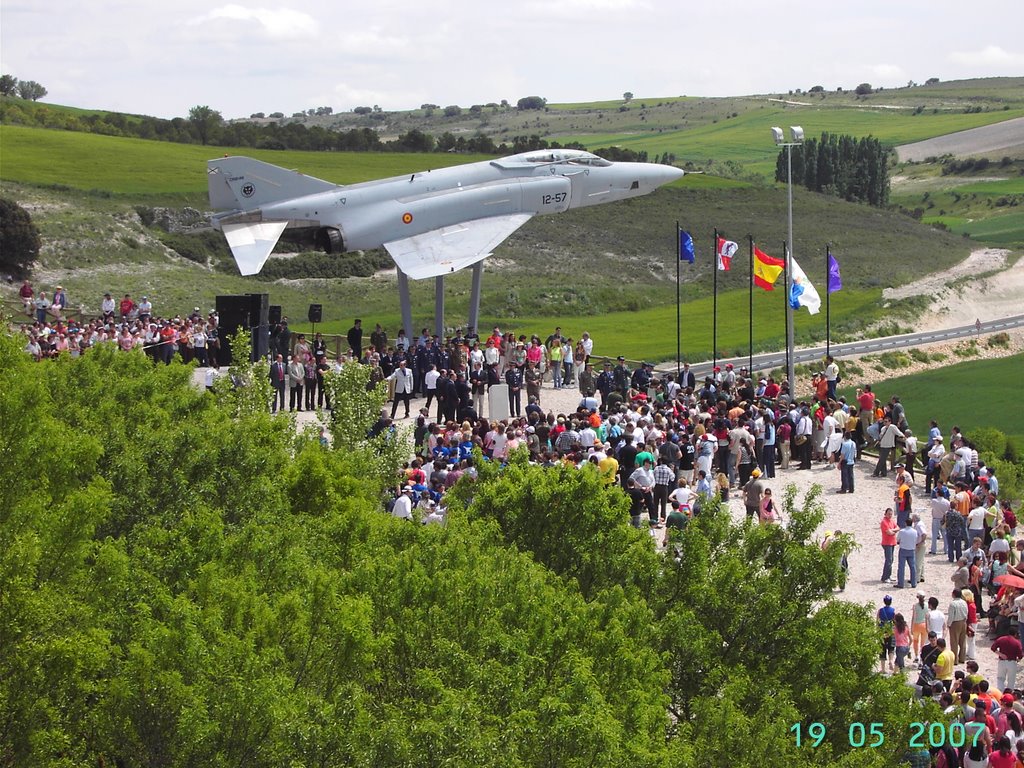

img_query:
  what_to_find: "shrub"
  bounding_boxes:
[988,332,1011,348]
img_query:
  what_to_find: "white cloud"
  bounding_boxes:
[949,45,1024,67]
[869,64,907,82]
[186,4,318,39]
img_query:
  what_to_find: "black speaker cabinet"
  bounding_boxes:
[308,303,323,323]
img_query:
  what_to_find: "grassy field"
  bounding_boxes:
[838,352,1024,445]
[0,125,496,200]
[554,106,1024,176]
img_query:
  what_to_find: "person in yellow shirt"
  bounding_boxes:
[598,448,619,487]
[933,638,956,690]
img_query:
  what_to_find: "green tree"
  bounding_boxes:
[855,82,873,95]
[516,96,546,110]
[653,487,921,766]
[0,197,41,277]
[15,79,46,101]
[0,74,17,96]
[187,104,223,145]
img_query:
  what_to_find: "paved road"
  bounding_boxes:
[667,314,1024,380]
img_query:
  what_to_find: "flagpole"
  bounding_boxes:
[826,242,831,358]
[783,240,790,384]
[713,227,718,373]
[676,222,681,379]
[748,235,754,375]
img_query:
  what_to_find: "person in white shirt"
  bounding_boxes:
[580,332,593,361]
[101,293,116,319]
[668,480,694,512]
[930,492,951,555]
[824,355,840,399]
[896,518,920,588]
[902,429,920,481]
[926,597,947,639]
[391,487,414,520]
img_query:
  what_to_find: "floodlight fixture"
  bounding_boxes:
[770,127,784,145]
[791,125,804,143]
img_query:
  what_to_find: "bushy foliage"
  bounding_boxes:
[1,329,922,766]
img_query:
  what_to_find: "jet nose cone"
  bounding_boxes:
[650,164,685,187]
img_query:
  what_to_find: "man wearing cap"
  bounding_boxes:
[505,364,523,417]
[741,468,765,519]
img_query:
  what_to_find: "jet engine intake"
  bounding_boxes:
[315,227,345,254]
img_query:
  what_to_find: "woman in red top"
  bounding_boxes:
[880,508,899,583]
[964,590,979,661]
[988,736,1015,768]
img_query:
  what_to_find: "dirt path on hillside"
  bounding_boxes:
[883,247,1024,332]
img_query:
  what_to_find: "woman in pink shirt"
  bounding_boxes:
[892,613,912,670]
[880,508,899,582]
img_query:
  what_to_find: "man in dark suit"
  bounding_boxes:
[505,366,523,417]
[269,354,287,413]
[346,318,363,361]
[681,362,696,391]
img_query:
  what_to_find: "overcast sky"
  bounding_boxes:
[2,0,1022,120]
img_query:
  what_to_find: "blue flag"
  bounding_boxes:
[678,230,695,264]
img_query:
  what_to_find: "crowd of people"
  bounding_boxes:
[867,408,1023,766]
[16,281,226,367]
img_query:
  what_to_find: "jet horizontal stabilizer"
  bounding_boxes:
[222,221,289,276]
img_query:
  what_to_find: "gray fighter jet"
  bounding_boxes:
[208,149,683,280]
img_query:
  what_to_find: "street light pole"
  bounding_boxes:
[771,126,803,393]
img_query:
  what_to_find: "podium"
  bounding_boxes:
[488,384,511,421]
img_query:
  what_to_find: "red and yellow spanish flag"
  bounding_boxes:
[753,246,785,291]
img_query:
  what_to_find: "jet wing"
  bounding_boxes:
[383,213,532,280]
[221,221,289,276]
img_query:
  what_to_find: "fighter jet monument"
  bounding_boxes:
[208,149,683,335]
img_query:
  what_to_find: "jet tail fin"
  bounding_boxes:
[207,156,337,210]
[221,222,288,275]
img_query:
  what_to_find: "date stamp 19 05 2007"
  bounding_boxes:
[791,721,984,750]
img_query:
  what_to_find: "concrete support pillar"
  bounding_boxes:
[468,261,483,334]
[434,276,445,339]
[397,267,413,343]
